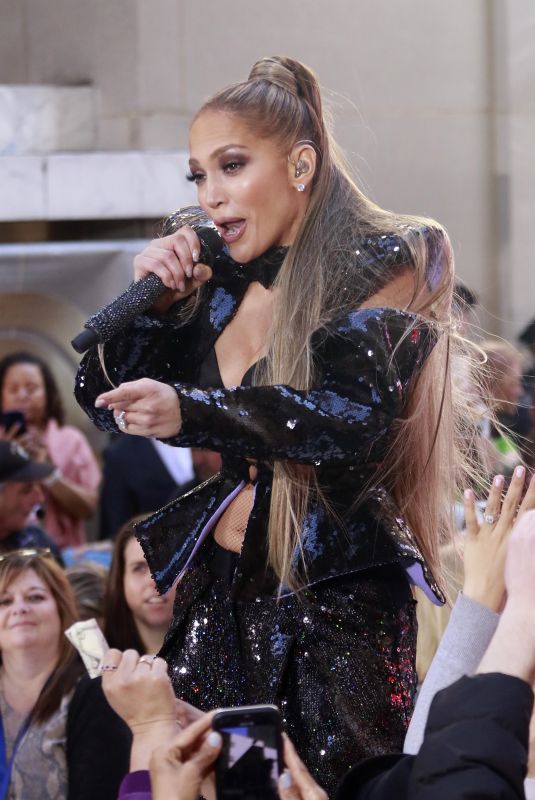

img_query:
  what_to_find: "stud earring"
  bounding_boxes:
[296,183,305,192]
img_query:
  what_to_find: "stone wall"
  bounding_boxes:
[0,0,533,339]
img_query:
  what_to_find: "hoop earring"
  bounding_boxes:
[296,183,305,192]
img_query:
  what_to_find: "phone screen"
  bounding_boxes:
[0,411,27,436]
[214,708,282,800]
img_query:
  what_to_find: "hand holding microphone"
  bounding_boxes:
[71,207,224,354]
[133,224,209,307]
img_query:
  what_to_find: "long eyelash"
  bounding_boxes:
[185,172,197,183]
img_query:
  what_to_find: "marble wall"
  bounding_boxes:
[0,0,533,340]
[506,0,535,343]
[0,86,95,154]
[0,151,196,221]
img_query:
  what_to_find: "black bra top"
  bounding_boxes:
[198,347,260,390]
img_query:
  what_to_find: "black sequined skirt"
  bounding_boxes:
[160,539,417,795]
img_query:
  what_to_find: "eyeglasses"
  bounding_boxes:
[0,548,53,563]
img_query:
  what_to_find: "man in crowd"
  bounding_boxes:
[0,440,63,561]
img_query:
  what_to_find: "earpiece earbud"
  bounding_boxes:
[294,160,308,178]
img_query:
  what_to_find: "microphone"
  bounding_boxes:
[71,208,224,354]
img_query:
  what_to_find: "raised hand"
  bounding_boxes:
[278,734,327,800]
[100,648,177,733]
[133,226,213,313]
[149,712,220,800]
[463,466,535,611]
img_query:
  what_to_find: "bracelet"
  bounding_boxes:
[43,467,62,488]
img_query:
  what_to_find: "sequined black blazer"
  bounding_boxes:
[75,234,443,603]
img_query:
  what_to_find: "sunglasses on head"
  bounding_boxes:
[0,548,53,563]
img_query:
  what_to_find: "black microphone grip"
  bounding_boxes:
[71,272,170,354]
[71,210,224,354]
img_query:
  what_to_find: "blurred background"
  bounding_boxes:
[0,0,533,450]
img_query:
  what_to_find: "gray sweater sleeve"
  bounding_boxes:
[404,592,499,755]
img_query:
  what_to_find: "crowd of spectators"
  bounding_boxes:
[0,307,534,798]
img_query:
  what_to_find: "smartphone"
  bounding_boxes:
[0,410,27,436]
[212,704,283,800]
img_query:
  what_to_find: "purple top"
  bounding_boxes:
[118,771,151,800]
[404,559,443,605]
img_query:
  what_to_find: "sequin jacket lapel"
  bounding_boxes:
[144,307,440,601]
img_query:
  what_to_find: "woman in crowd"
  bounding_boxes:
[104,517,176,656]
[0,550,130,799]
[65,561,107,626]
[75,55,476,792]
[0,352,101,547]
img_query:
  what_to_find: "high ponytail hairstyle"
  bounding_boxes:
[193,56,482,593]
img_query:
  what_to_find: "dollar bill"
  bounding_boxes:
[65,618,109,678]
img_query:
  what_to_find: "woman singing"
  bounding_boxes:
[76,56,471,793]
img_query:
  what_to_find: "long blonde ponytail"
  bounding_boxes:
[196,56,482,593]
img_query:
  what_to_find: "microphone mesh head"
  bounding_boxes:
[160,206,224,266]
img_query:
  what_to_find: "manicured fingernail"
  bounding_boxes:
[185,265,193,278]
[192,250,199,263]
[515,465,526,478]
[178,281,186,293]
[464,489,473,500]
[208,732,222,747]
[95,398,105,408]
[493,475,504,487]
[280,772,292,789]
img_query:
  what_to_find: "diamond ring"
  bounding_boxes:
[483,513,498,525]
[116,410,127,431]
